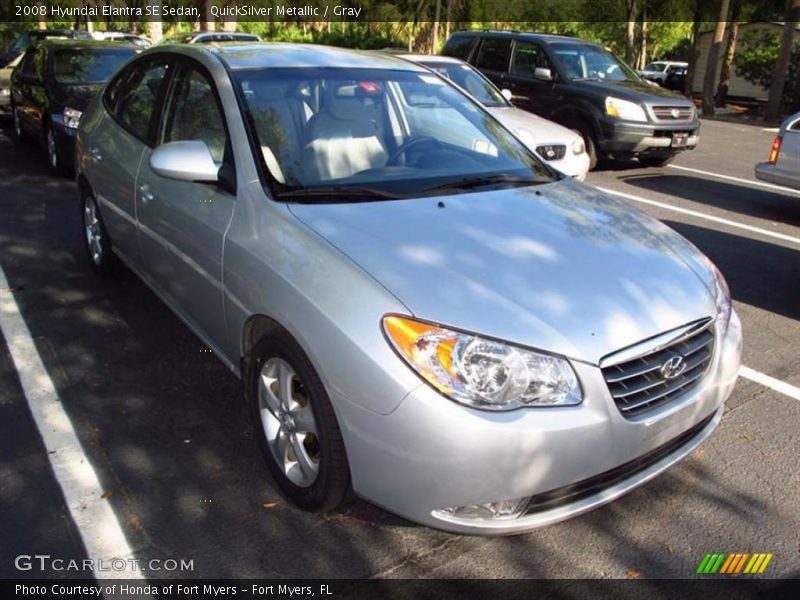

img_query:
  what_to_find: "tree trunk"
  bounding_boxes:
[197,0,214,31]
[702,0,730,116]
[432,0,441,54]
[445,0,455,42]
[145,0,163,43]
[684,2,702,97]
[716,1,741,108]
[626,0,638,64]
[638,11,648,69]
[221,2,237,32]
[765,0,800,121]
[37,1,46,30]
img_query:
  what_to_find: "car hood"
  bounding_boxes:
[487,106,579,145]
[288,179,717,364]
[576,79,692,104]
[52,84,102,111]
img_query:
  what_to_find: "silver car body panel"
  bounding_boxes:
[76,43,741,533]
[755,112,800,191]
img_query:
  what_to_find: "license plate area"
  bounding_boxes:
[672,133,689,147]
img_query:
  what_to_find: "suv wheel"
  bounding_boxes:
[574,123,599,170]
[247,332,350,512]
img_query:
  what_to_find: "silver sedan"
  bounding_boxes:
[756,112,800,191]
[75,43,741,534]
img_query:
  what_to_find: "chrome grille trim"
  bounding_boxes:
[601,318,715,417]
[650,105,694,121]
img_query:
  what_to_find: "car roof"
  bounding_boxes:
[451,29,590,45]
[391,53,465,66]
[163,43,429,72]
[35,39,139,51]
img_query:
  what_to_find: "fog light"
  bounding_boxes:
[433,497,530,522]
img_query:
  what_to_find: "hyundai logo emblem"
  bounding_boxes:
[670,108,681,119]
[660,355,687,380]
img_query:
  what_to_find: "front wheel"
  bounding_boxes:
[638,154,677,168]
[46,125,70,177]
[247,332,350,512]
[574,123,599,171]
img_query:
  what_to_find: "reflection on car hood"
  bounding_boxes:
[577,79,692,104]
[487,106,579,146]
[289,179,717,364]
[52,84,102,111]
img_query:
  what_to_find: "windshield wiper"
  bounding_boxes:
[421,174,545,194]
[277,186,402,202]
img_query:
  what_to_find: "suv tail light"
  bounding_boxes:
[768,136,782,164]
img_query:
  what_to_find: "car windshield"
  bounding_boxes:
[418,61,507,107]
[52,49,136,85]
[234,67,555,202]
[550,43,642,83]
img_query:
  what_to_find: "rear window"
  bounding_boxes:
[52,49,136,85]
[474,39,511,72]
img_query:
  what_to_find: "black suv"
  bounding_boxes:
[11,40,138,175]
[443,30,700,169]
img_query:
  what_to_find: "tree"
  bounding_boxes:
[684,0,703,97]
[145,0,163,42]
[766,0,800,121]
[432,0,441,53]
[716,0,742,107]
[625,0,638,64]
[702,0,731,116]
[737,30,800,115]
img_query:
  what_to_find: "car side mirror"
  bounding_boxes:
[534,67,553,82]
[500,88,513,101]
[150,141,219,183]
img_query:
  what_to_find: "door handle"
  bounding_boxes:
[138,184,154,205]
[89,148,103,163]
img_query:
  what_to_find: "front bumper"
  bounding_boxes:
[599,117,700,156]
[337,310,741,535]
[547,151,590,181]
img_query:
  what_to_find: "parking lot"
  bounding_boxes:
[0,117,798,580]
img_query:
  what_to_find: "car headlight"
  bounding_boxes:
[605,97,647,122]
[0,88,9,97]
[571,136,585,155]
[383,315,582,410]
[711,263,731,334]
[63,107,82,129]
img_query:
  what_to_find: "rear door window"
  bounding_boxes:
[510,42,554,78]
[443,36,477,61]
[107,58,171,145]
[474,39,511,73]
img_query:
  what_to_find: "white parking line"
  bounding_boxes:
[667,164,800,196]
[740,366,800,402]
[596,187,800,247]
[0,265,143,581]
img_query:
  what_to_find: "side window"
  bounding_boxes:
[113,60,170,144]
[790,119,800,131]
[443,36,477,61]
[162,66,228,164]
[510,42,553,77]
[474,39,511,72]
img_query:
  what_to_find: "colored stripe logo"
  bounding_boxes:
[696,552,773,574]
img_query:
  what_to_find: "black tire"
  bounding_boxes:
[247,331,350,512]
[574,122,599,171]
[638,154,677,168]
[11,104,29,143]
[81,190,116,277]
[45,123,71,177]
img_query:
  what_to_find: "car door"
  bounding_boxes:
[90,57,172,268]
[13,46,45,137]
[505,41,562,119]
[778,117,800,183]
[136,59,236,350]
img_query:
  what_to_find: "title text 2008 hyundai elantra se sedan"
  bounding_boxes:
[75,43,741,534]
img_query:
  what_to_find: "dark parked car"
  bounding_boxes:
[443,30,700,169]
[10,40,138,175]
[663,65,688,92]
[1,29,92,68]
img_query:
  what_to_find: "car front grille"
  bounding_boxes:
[601,319,715,418]
[651,105,694,121]
[535,144,567,161]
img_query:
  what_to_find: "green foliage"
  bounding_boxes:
[736,30,800,110]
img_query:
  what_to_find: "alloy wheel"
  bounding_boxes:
[257,357,320,488]
[84,199,103,265]
[13,107,22,139]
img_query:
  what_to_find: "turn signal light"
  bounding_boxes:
[768,136,782,164]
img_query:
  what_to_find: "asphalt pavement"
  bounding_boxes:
[0,118,798,580]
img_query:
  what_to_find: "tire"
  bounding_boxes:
[574,122,599,171]
[81,190,116,277]
[247,331,350,512]
[638,154,676,168]
[11,105,29,143]
[46,123,70,177]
